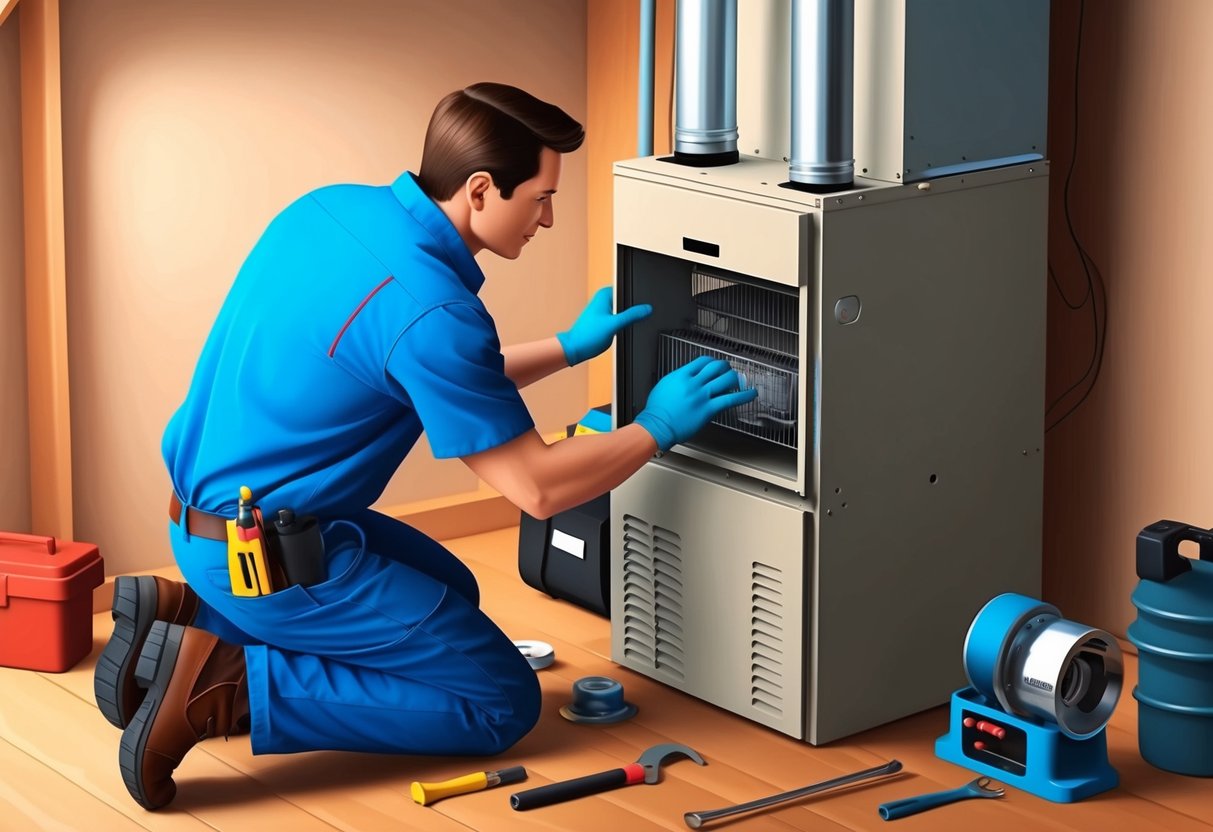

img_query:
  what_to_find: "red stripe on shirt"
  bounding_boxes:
[328,276,394,358]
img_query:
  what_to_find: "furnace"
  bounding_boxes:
[610,0,1050,744]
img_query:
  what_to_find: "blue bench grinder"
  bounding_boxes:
[936,593,1124,802]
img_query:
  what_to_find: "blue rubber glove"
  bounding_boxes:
[634,356,759,452]
[556,287,653,366]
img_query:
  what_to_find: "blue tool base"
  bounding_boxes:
[935,687,1118,803]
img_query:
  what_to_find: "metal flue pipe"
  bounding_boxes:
[789,0,855,188]
[674,0,739,166]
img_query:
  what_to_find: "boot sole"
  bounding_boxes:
[119,620,183,810]
[94,576,160,729]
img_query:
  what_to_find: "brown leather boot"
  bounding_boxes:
[95,576,201,729]
[119,622,249,810]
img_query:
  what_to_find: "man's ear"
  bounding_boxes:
[464,171,494,212]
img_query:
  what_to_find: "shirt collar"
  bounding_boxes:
[390,171,485,295]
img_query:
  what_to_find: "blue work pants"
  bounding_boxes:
[168,508,540,756]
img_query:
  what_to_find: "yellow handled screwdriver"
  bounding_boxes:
[226,486,275,597]
[410,766,527,806]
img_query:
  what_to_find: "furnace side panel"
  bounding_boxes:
[810,173,1047,743]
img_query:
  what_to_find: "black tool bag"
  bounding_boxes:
[518,493,610,618]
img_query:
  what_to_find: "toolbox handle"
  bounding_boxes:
[0,532,56,555]
[1136,519,1213,583]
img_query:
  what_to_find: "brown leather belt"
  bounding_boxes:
[169,493,229,542]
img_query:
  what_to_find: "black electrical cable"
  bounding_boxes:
[1049,264,1087,311]
[1047,255,1107,432]
[1046,0,1109,434]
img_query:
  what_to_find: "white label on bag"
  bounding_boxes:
[551,528,585,559]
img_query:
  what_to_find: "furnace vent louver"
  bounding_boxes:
[751,561,786,717]
[621,514,687,681]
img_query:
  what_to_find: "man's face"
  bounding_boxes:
[471,147,562,260]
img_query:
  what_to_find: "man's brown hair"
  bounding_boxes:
[417,82,584,202]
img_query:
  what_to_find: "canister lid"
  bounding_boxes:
[0,533,101,579]
[1132,559,1213,624]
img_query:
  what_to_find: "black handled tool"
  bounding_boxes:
[510,742,705,810]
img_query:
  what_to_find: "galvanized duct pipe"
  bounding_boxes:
[638,0,656,156]
[674,0,739,166]
[789,0,854,188]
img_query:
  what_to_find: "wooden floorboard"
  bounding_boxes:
[0,735,148,832]
[2,525,1210,831]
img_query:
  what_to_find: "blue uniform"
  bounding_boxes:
[162,173,540,755]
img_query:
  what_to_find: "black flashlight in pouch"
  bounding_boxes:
[271,509,327,587]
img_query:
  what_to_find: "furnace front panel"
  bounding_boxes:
[611,156,1045,744]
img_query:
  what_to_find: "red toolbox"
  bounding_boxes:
[0,532,105,672]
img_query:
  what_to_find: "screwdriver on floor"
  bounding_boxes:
[411,766,528,806]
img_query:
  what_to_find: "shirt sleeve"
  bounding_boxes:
[385,302,535,459]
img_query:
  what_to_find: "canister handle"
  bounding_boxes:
[0,532,56,555]
[1136,519,1213,583]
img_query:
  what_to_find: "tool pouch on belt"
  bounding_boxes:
[227,499,326,596]
[268,509,327,588]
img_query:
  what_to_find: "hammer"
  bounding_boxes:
[510,742,705,810]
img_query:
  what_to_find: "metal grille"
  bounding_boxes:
[751,562,786,717]
[651,270,803,448]
[660,330,798,448]
[620,514,686,681]
[692,269,798,358]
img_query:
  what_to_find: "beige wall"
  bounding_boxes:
[58,0,587,572]
[18,0,1213,633]
[1044,0,1213,636]
[585,0,674,407]
[0,7,31,535]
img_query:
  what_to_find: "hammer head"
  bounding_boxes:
[636,742,706,784]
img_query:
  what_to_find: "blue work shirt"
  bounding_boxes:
[163,172,535,520]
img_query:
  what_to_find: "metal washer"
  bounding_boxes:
[513,639,555,670]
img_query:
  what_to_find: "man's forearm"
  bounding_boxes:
[502,337,569,389]
[529,424,657,518]
[462,423,660,519]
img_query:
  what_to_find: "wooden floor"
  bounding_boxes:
[2,525,1210,831]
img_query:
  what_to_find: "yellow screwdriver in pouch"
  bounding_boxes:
[227,486,275,596]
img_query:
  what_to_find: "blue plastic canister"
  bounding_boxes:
[1128,520,1213,777]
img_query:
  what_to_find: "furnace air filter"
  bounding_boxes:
[658,269,802,447]
[660,330,798,448]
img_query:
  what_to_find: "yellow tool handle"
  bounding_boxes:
[411,772,489,806]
